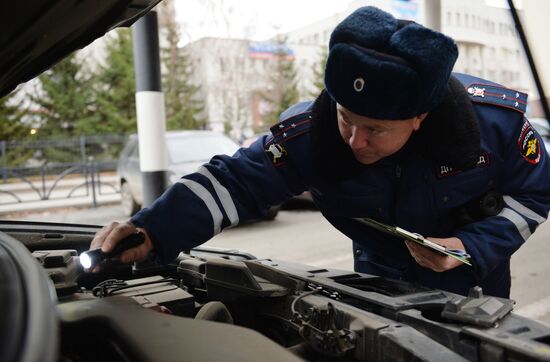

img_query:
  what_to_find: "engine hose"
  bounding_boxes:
[194,301,234,324]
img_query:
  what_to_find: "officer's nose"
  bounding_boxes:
[348,126,368,150]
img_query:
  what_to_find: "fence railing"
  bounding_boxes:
[0,135,128,208]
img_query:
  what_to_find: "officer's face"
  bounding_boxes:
[336,104,426,165]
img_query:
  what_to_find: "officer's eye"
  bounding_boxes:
[367,127,384,136]
[340,116,352,127]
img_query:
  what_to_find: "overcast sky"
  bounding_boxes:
[174,0,351,44]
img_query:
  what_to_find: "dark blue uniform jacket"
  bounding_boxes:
[132,74,550,298]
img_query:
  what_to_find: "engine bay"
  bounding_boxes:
[3,222,550,361]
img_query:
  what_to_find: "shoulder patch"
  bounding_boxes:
[518,119,541,164]
[465,82,527,114]
[269,111,313,144]
[264,142,287,166]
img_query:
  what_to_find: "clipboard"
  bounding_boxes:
[354,217,472,266]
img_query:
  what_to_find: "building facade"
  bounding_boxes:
[184,0,542,139]
[183,37,322,138]
[286,0,533,99]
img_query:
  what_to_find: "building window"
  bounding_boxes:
[255,58,264,72]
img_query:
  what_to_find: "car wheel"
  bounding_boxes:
[121,182,140,216]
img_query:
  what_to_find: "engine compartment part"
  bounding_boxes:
[441,286,514,327]
[195,301,234,324]
[33,249,80,296]
[0,231,58,362]
[3,220,550,362]
[204,257,290,300]
[93,275,195,316]
[62,249,550,361]
[58,296,302,362]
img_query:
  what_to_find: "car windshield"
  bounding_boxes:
[167,134,240,164]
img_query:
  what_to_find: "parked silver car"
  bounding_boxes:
[118,130,240,216]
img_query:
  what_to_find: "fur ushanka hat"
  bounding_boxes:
[324,6,458,120]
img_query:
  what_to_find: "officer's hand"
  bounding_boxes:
[88,221,154,270]
[405,237,465,272]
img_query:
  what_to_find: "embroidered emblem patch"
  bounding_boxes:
[518,120,541,164]
[467,86,485,98]
[265,143,287,165]
[436,153,491,178]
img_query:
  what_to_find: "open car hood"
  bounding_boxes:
[0,0,161,98]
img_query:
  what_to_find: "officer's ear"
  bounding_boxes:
[412,112,428,131]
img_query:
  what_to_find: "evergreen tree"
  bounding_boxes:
[0,90,32,167]
[309,46,328,98]
[93,28,137,135]
[161,15,206,131]
[0,91,29,141]
[30,53,96,138]
[28,52,98,163]
[260,37,299,132]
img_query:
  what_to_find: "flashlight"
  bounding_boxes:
[80,232,145,270]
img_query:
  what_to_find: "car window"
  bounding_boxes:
[129,141,139,158]
[119,139,137,159]
[167,134,239,163]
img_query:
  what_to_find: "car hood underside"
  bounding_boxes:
[0,0,161,98]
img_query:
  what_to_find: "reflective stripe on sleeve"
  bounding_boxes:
[503,195,547,224]
[498,207,531,241]
[198,166,239,227]
[177,178,223,235]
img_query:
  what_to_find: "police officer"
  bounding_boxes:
[90,6,550,298]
